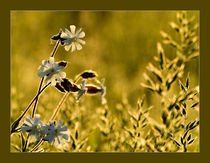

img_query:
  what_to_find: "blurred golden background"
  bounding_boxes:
[11,11,199,152]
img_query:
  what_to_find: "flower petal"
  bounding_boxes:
[38,72,46,78]
[64,44,71,51]
[48,57,54,64]
[42,60,48,66]
[75,42,82,50]
[78,39,86,45]
[71,43,76,52]
[78,31,85,38]
[62,134,69,140]
[58,72,66,78]
[70,25,76,35]
[21,125,31,132]
[75,28,82,36]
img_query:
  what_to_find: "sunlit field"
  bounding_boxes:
[10,11,199,152]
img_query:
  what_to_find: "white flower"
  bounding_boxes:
[77,80,87,102]
[43,120,69,144]
[100,79,107,104]
[38,57,67,86]
[61,25,86,52]
[21,114,45,141]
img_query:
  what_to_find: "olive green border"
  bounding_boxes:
[1,0,209,162]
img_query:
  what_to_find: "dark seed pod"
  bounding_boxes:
[86,85,101,94]
[69,84,80,92]
[80,70,97,79]
[61,78,72,92]
[51,30,62,41]
[58,61,67,67]
[55,83,65,93]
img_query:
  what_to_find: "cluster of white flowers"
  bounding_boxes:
[38,25,86,85]
[21,115,69,145]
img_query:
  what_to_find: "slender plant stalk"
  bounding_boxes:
[51,40,60,57]
[31,40,60,118]
[30,139,44,152]
[11,82,51,133]
[51,92,69,120]
[32,77,44,118]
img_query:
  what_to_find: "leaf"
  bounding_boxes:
[75,130,79,140]
[180,137,184,145]
[162,111,168,125]
[188,139,195,145]
[178,80,187,92]
[182,102,187,109]
[185,74,190,89]
[183,130,189,139]
[182,108,186,116]
[191,102,199,108]
[173,140,181,147]
[157,42,166,69]
[187,134,191,141]
[186,122,191,130]
[175,104,180,110]
[189,121,196,129]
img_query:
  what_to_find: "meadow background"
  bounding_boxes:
[11,11,199,152]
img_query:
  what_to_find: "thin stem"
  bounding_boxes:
[31,40,60,118]
[51,40,60,57]
[50,92,69,121]
[32,77,44,118]
[23,134,30,152]
[30,139,44,152]
[11,83,51,132]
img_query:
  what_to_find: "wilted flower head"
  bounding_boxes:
[60,25,86,52]
[38,57,67,86]
[43,120,69,144]
[21,114,45,141]
[77,80,87,102]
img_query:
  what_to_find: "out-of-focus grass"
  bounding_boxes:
[11,11,199,152]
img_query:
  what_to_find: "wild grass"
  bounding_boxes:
[11,11,199,152]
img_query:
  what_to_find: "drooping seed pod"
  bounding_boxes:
[61,78,72,92]
[55,83,66,93]
[51,30,62,41]
[69,83,80,92]
[58,61,67,68]
[80,70,98,79]
[86,85,101,94]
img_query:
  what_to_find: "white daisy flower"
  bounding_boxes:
[77,80,87,102]
[21,114,45,141]
[38,57,67,86]
[43,120,69,144]
[61,25,86,52]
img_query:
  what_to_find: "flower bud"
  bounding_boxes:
[86,85,101,94]
[61,78,72,92]
[55,83,65,93]
[80,70,98,79]
[58,61,67,67]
